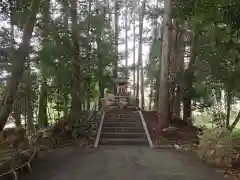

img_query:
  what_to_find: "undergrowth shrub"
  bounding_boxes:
[197,127,232,167]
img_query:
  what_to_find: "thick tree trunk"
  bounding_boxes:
[22,54,34,135]
[113,0,119,94]
[86,0,92,110]
[12,97,21,127]
[154,19,164,110]
[63,0,69,114]
[63,0,69,30]
[149,80,154,110]
[171,22,184,119]
[138,0,146,108]
[174,28,185,119]
[26,76,34,134]
[70,0,82,121]
[183,33,198,124]
[151,2,158,111]
[38,0,51,128]
[97,1,106,109]
[226,88,232,128]
[38,78,48,128]
[0,0,40,131]
[168,20,178,121]
[124,0,128,79]
[157,0,172,129]
[14,102,21,127]
[10,10,22,127]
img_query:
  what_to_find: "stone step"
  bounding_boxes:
[104,118,141,122]
[99,138,148,146]
[103,121,142,128]
[101,127,144,133]
[105,114,140,119]
[105,110,139,114]
[101,132,145,139]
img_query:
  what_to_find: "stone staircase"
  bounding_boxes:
[95,110,153,147]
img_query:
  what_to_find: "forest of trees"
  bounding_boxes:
[0,0,240,136]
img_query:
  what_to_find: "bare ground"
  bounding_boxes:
[12,146,231,180]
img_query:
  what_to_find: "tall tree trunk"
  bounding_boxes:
[26,56,34,135]
[226,88,233,128]
[133,14,136,96]
[140,1,146,109]
[154,20,164,110]
[149,80,153,110]
[87,0,92,110]
[14,100,21,127]
[124,0,128,79]
[173,26,185,119]
[113,0,119,94]
[0,0,40,131]
[63,0,69,30]
[63,0,69,115]
[10,7,22,127]
[38,79,48,128]
[168,21,177,120]
[96,1,104,109]
[151,1,159,110]
[70,0,82,121]
[38,0,50,128]
[137,0,146,108]
[157,0,172,129]
[183,33,198,124]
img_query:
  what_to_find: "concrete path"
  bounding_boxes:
[21,146,228,180]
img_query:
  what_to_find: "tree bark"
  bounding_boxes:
[87,0,92,110]
[10,6,22,127]
[0,0,40,131]
[63,0,69,114]
[229,110,240,132]
[26,56,34,134]
[183,33,198,125]
[226,87,233,128]
[113,0,119,94]
[149,80,153,110]
[38,0,50,128]
[138,0,146,108]
[70,0,82,121]
[38,78,48,128]
[97,0,107,109]
[171,22,184,119]
[157,0,172,129]
[168,20,178,121]
[124,0,128,79]
[154,17,164,110]
[133,15,136,96]
[63,0,69,30]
